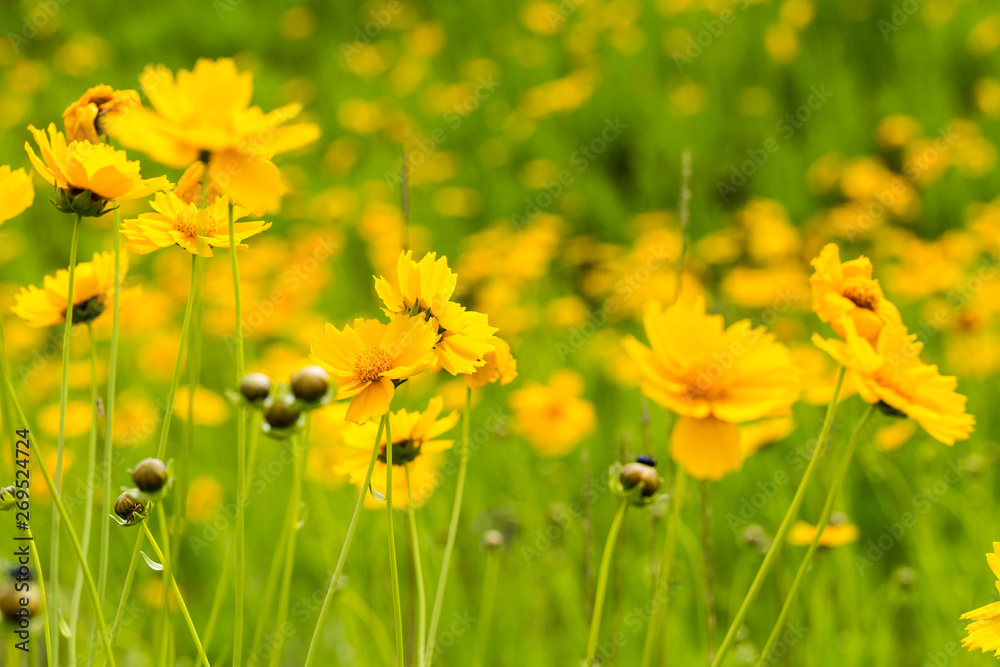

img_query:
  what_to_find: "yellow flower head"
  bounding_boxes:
[335,396,460,508]
[13,251,132,327]
[466,337,518,389]
[111,58,320,213]
[62,85,141,144]
[810,243,902,343]
[25,124,170,214]
[376,250,499,375]
[962,542,1000,658]
[0,165,34,224]
[122,190,270,257]
[310,316,438,423]
[510,369,596,457]
[813,319,974,445]
[788,516,859,548]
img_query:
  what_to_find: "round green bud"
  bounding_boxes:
[240,373,272,402]
[114,492,142,522]
[619,462,661,497]
[290,365,330,401]
[131,458,168,493]
[483,529,505,551]
[264,396,301,429]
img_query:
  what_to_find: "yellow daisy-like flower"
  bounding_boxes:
[122,190,270,257]
[0,165,34,224]
[810,243,902,343]
[510,369,596,457]
[62,85,141,144]
[13,251,132,328]
[813,318,974,445]
[962,542,1000,658]
[25,124,170,215]
[623,296,801,480]
[310,316,438,423]
[334,397,459,508]
[466,337,518,389]
[375,250,499,375]
[111,58,320,213]
[788,515,859,548]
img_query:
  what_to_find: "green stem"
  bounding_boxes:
[425,386,472,664]
[585,500,629,665]
[141,522,212,666]
[0,298,15,470]
[755,404,875,667]
[711,366,846,667]
[5,374,117,666]
[229,200,248,667]
[248,520,289,664]
[386,415,404,667]
[303,415,386,666]
[471,547,500,667]
[107,531,144,657]
[701,479,716,665]
[24,527,53,663]
[68,324,99,663]
[156,253,200,460]
[405,464,427,667]
[49,212,83,667]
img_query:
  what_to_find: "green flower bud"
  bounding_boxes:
[264,395,301,430]
[482,529,505,551]
[290,365,330,402]
[0,582,40,620]
[131,458,168,493]
[114,492,144,524]
[619,462,661,497]
[240,373,272,403]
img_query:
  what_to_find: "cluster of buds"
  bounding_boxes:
[235,365,333,438]
[610,455,663,507]
[112,457,173,527]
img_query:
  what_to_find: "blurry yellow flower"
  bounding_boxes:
[336,396,459,508]
[466,337,518,390]
[877,114,923,149]
[38,401,91,438]
[112,58,320,212]
[13,251,131,328]
[623,296,800,480]
[810,243,901,343]
[739,416,795,457]
[173,386,230,426]
[62,85,140,144]
[874,419,917,452]
[186,476,225,522]
[788,517,859,547]
[961,542,1000,657]
[510,369,595,457]
[0,165,34,223]
[813,318,974,445]
[765,23,799,64]
[25,124,170,205]
[122,190,270,257]
[310,316,438,423]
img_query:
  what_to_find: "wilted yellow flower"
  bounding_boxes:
[813,318,974,445]
[510,369,595,457]
[961,542,1000,657]
[336,396,459,508]
[310,316,438,423]
[788,516,859,548]
[623,296,800,480]
[466,337,517,389]
[62,85,140,144]
[810,243,902,343]
[112,58,320,212]
[13,251,131,327]
[0,165,34,224]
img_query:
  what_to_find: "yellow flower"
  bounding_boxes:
[186,476,225,523]
[623,296,800,480]
[173,386,230,426]
[62,85,140,144]
[25,124,170,208]
[788,516,859,548]
[813,318,974,445]
[375,250,499,375]
[13,251,132,327]
[122,190,270,257]
[466,337,518,389]
[510,369,596,457]
[962,542,1000,658]
[111,58,320,213]
[810,243,901,343]
[310,316,438,423]
[335,396,459,508]
[0,165,34,224]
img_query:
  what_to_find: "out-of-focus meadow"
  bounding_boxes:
[2,0,1000,665]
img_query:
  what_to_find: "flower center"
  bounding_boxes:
[684,371,726,402]
[175,211,201,238]
[842,278,880,311]
[353,346,393,383]
[378,438,422,465]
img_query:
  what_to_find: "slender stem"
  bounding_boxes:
[108,530,144,655]
[0,299,15,469]
[6,374,117,667]
[340,587,394,665]
[584,500,629,665]
[49,213,82,666]
[701,479,716,665]
[228,200,248,667]
[156,254,200,460]
[711,366,846,667]
[405,464,427,667]
[68,324,99,663]
[248,519,289,664]
[755,404,875,666]
[426,386,472,663]
[386,415,404,667]
[24,527,53,663]
[304,416,386,666]
[141,522,212,666]
[472,547,500,667]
